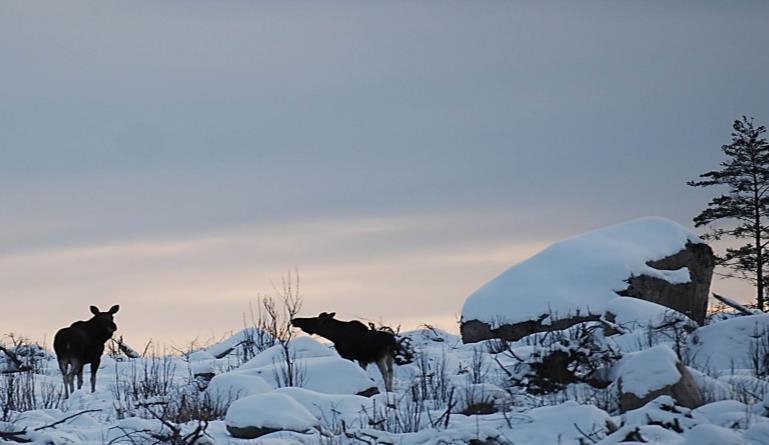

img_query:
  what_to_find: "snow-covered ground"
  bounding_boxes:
[2,307,769,444]
[1,217,768,444]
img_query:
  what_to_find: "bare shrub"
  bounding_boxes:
[0,371,64,421]
[262,269,304,387]
[499,323,620,395]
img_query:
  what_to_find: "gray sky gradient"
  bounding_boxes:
[1,1,768,347]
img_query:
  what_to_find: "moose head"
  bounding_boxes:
[88,305,120,341]
[290,311,336,335]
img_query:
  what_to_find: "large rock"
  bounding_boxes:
[460,217,714,343]
[618,242,713,324]
[617,345,703,412]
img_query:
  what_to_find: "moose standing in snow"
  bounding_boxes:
[54,305,120,397]
[291,312,399,391]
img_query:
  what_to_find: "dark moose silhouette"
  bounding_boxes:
[291,311,398,391]
[54,305,120,397]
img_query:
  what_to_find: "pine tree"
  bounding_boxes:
[688,116,769,311]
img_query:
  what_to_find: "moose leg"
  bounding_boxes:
[76,364,84,390]
[385,353,394,392]
[68,360,80,395]
[375,357,392,392]
[90,359,100,393]
[58,359,70,398]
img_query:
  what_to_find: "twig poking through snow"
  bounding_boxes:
[112,337,141,359]
[713,293,757,316]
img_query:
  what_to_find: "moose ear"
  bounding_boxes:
[326,312,336,318]
[108,305,120,314]
[90,306,100,315]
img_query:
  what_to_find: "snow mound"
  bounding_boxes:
[462,217,702,327]
[617,345,681,398]
[188,350,215,362]
[225,392,318,433]
[238,355,377,395]
[685,424,744,445]
[510,401,612,444]
[205,327,274,359]
[274,387,374,424]
[685,314,769,371]
[206,372,273,403]
[239,336,335,370]
[607,297,693,328]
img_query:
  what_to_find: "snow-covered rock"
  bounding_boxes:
[461,217,713,343]
[274,387,374,425]
[224,393,318,439]
[238,336,335,370]
[238,355,378,395]
[617,345,703,411]
[206,372,273,404]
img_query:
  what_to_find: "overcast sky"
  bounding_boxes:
[1,1,768,347]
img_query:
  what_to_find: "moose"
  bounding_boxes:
[291,312,398,391]
[54,305,120,397]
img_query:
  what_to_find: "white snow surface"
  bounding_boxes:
[206,372,273,403]
[617,345,681,398]
[273,387,375,424]
[238,335,335,370]
[237,355,377,395]
[685,314,769,371]
[224,392,318,431]
[607,297,694,328]
[685,424,745,445]
[462,217,702,326]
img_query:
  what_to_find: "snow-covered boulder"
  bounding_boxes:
[274,387,375,425]
[225,393,318,439]
[461,217,713,343]
[621,395,700,433]
[238,355,378,396]
[206,372,273,404]
[238,336,335,370]
[617,345,703,412]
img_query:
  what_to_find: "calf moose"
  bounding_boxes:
[54,305,120,397]
[291,312,398,391]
